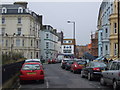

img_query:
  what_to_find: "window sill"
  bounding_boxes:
[17,24,22,26]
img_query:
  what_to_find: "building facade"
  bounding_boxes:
[97,0,120,59]
[76,45,89,59]
[40,25,59,60]
[109,0,120,59]
[97,0,114,58]
[0,2,42,59]
[61,39,76,58]
[91,31,98,58]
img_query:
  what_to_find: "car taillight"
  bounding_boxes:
[40,71,44,75]
[93,67,100,71]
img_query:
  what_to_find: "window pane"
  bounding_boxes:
[18,17,21,23]
[16,39,20,46]
[2,17,5,24]
[17,28,21,35]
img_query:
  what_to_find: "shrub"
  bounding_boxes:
[2,52,24,64]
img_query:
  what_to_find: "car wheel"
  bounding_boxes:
[81,71,85,78]
[70,69,73,72]
[113,81,119,90]
[39,79,44,83]
[88,72,93,81]
[20,80,24,85]
[73,70,76,74]
[100,77,106,86]
[65,67,67,70]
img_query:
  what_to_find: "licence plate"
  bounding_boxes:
[79,65,84,66]
[27,72,36,75]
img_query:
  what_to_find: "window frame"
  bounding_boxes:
[18,7,23,13]
[16,39,20,46]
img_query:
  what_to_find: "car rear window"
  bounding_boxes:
[22,64,40,70]
[93,62,106,67]
[68,61,73,64]
[26,61,41,63]
[77,61,86,65]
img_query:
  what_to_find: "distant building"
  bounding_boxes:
[57,31,64,44]
[62,39,76,58]
[76,45,89,58]
[40,25,59,60]
[0,2,42,59]
[57,31,64,54]
[91,31,98,58]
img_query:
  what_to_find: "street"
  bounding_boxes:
[19,63,112,89]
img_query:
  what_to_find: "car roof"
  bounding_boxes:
[63,58,71,60]
[112,60,120,62]
[25,59,41,62]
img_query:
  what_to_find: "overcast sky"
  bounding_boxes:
[1,0,102,45]
[28,2,101,45]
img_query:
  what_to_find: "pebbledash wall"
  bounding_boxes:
[0,2,42,59]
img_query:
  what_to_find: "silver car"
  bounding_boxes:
[100,60,120,90]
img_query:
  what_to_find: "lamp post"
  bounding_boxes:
[118,1,120,59]
[67,20,76,57]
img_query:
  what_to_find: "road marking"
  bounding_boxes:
[46,81,49,88]
[18,85,21,89]
[89,82,100,88]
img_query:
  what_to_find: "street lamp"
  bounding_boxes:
[67,20,76,57]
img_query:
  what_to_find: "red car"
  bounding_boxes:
[48,59,51,64]
[19,62,44,84]
[48,59,56,64]
[70,61,86,74]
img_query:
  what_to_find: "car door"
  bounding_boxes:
[103,62,112,82]
[83,62,92,76]
[106,62,118,84]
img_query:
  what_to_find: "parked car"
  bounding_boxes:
[100,60,120,90]
[61,58,71,69]
[65,60,74,70]
[70,60,87,73]
[19,62,44,84]
[48,59,56,64]
[48,59,51,64]
[81,61,107,81]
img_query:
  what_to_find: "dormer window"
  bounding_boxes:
[2,7,7,13]
[18,7,23,13]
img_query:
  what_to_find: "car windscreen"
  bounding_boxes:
[67,61,74,64]
[93,62,106,67]
[63,60,69,62]
[22,64,40,70]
